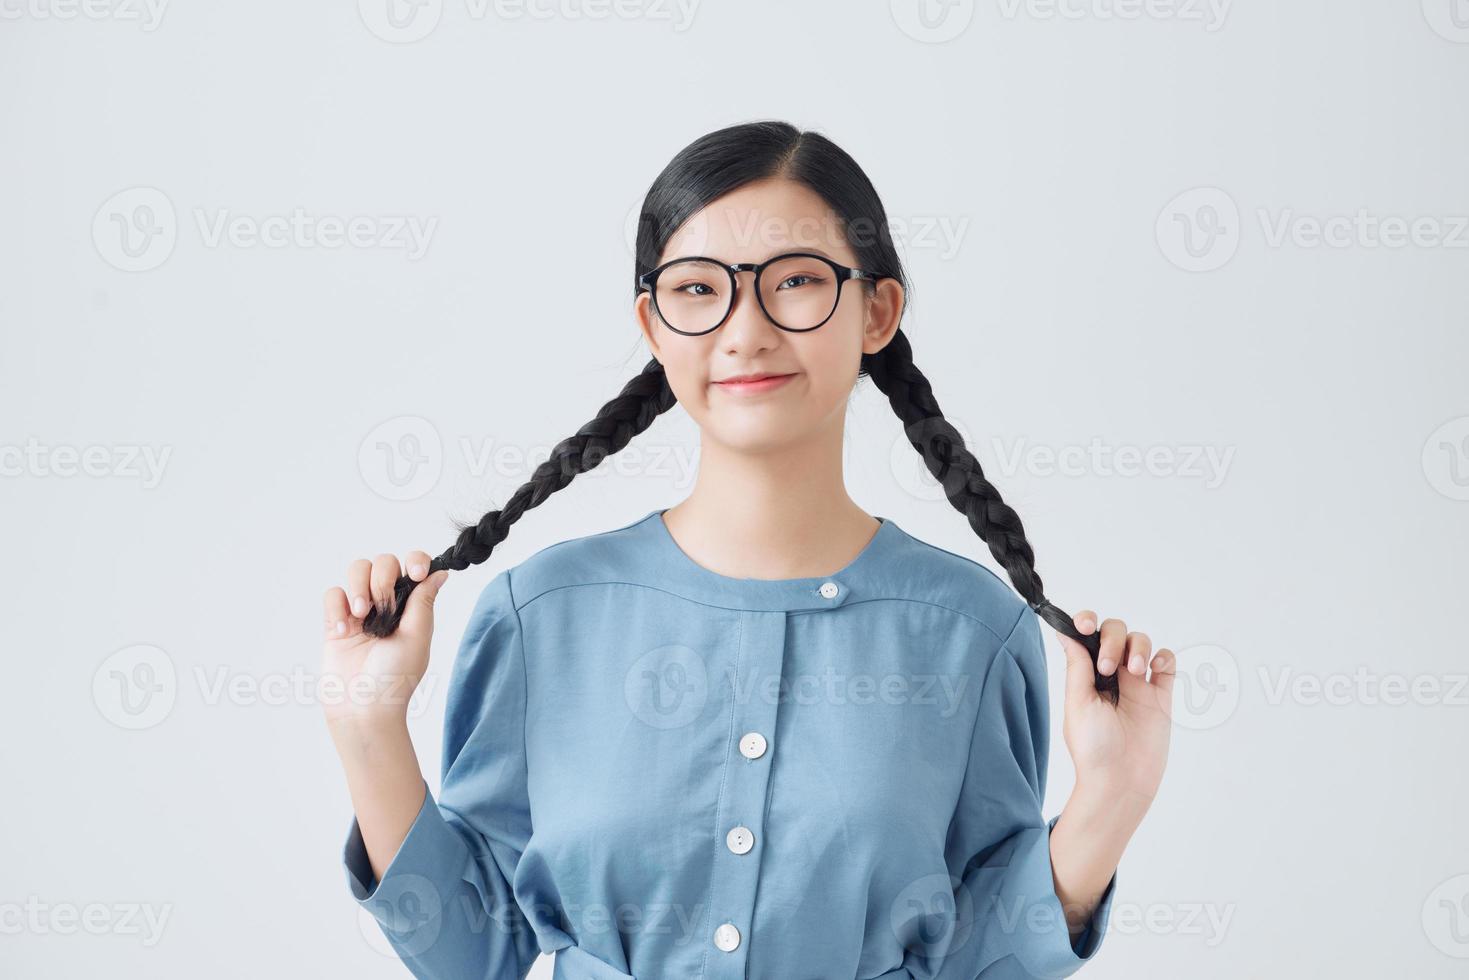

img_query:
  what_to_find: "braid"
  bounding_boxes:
[865,329,1120,703]
[361,356,678,638]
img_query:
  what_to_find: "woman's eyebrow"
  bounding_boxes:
[660,247,841,265]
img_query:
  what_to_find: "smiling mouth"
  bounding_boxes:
[712,373,797,393]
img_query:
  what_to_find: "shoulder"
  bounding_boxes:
[493,510,660,612]
[882,522,1033,646]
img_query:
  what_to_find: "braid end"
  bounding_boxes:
[360,574,422,638]
[1031,599,1121,704]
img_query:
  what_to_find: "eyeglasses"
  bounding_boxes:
[637,251,879,336]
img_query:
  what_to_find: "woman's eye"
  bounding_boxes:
[778,274,819,290]
[674,282,715,296]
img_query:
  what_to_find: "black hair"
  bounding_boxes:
[364,119,1118,703]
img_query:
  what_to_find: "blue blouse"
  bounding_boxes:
[342,508,1116,979]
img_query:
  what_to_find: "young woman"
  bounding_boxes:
[321,120,1174,980]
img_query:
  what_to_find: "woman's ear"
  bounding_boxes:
[634,292,663,363]
[862,279,905,356]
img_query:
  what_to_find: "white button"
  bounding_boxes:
[739,732,767,759]
[819,581,840,599]
[726,826,754,854]
[713,922,741,952]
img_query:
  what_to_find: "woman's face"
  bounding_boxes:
[635,177,904,453]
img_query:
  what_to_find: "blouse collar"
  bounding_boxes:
[622,507,907,613]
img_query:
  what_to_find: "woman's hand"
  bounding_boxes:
[1057,610,1175,807]
[1048,611,1176,939]
[319,550,449,729]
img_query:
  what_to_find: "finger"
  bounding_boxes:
[1096,617,1127,676]
[370,553,402,615]
[1123,630,1153,676]
[404,550,432,582]
[346,559,373,619]
[1074,609,1098,636]
[1056,630,1099,706]
[399,569,450,638]
[1148,647,1177,699]
[323,586,352,638]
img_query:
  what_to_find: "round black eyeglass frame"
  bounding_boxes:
[636,251,881,336]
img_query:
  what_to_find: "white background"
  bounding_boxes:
[3,1,1468,977]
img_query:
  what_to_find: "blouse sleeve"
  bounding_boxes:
[340,568,541,980]
[905,604,1117,980]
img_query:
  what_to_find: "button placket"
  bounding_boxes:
[704,609,785,976]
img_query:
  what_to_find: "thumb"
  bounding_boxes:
[399,569,450,638]
[1057,630,1100,708]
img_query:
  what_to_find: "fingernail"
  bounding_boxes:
[351,596,366,617]
[334,620,347,636]
[410,564,426,579]
[1098,658,1115,673]
[1130,656,1144,674]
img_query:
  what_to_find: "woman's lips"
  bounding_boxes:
[712,373,797,394]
